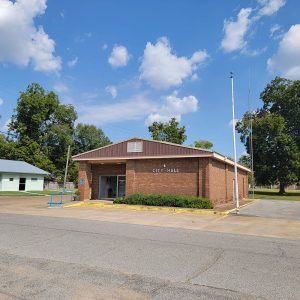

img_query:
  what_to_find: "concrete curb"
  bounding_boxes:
[227,199,259,214]
[63,201,233,215]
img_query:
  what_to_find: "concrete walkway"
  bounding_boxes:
[0,196,299,240]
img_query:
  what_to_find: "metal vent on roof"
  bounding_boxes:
[127,141,143,153]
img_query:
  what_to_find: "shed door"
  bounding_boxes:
[19,178,26,191]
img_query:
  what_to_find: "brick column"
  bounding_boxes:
[125,160,136,196]
[198,158,210,199]
[78,162,91,201]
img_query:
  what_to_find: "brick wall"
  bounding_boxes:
[78,163,91,201]
[86,158,248,206]
[127,158,199,197]
[209,159,249,205]
[91,164,125,199]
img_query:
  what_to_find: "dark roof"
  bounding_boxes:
[72,137,250,172]
[72,137,211,160]
[0,159,49,175]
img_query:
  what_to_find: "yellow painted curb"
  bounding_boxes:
[63,201,229,215]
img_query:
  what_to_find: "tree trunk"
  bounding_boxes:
[279,182,286,194]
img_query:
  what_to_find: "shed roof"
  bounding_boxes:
[72,137,250,172]
[0,159,49,175]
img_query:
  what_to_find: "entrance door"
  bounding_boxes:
[19,178,26,191]
[99,175,126,199]
[117,176,126,197]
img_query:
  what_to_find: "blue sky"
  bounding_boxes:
[0,0,299,157]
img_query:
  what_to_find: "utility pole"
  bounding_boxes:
[63,145,71,190]
[230,72,239,213]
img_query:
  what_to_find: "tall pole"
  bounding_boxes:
[230,72,239,213]
[63,145,71,190]
[247,75,255,199]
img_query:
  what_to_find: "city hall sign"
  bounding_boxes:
[152,164,179,173]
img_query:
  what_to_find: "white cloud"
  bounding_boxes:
[78,95,153,125]
[270,24,281,37]
[105,85,117,99]
[221,8,253,52]
[67,56,78,67]
[74,32,92,43]
[0,97,4,106]
[108,45,130,67]
[53,82,68,93]
[140,37,208,89]
[229,118,240,127]
[0,0,61,73]
[191,74,199,81]
[257,0,286,17]
[221,0,286,54]
[267,24,300,79]
[102,44,108,50]
[78,92,198,126]
[145,93,198,124]
[1,118,10,132]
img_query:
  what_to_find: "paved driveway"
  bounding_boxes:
[240,200,300,220]
[0,213,300,300]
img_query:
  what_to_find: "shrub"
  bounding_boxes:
[114,193,213,209]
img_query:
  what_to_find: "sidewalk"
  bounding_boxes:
[0,196,299,240]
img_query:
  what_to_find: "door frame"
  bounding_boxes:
[99,175,126,199]
[19,177,26,191]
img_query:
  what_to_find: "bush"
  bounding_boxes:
[114,193,213,209]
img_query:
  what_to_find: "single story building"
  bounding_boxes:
[0,159,49,191]
[73,138,250,206]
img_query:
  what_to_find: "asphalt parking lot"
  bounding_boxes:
[239,199,300,220]
[0,196,299,299]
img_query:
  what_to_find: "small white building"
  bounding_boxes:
[0,159,49,191]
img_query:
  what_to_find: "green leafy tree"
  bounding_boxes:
[6,83,77,181]
[238,154,253,186]
[74,123,111,154]
[237,78,300,194]
[193,140,213,149]
[148,117,186,144]
[238,154,250,168]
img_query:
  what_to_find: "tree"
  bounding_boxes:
[74,123,111,154]
[148,118,186,144]
[238,154,253,186]
[193,140,213,149]
[236,89,300,194]
[4,83,77,181]
[238,154,250,168]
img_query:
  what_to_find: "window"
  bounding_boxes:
[31,178,38,181]
[127,141,143,152]
[9,178,14,181]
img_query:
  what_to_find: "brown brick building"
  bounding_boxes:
[73,138,249,206]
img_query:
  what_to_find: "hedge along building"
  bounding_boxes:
[72,138,250,206]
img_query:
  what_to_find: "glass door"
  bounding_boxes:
[99,175,126,199]
[117,176,126,197]
[100,176,117,199]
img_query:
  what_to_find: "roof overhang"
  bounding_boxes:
[74,153,250,173]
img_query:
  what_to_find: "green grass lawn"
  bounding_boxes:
[0,190,75,197]
[28,190,75,195]
[250,189,300,201]
[0,191,42,196]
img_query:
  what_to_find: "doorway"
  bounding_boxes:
[99,175,126,199]
[19,178,26,191]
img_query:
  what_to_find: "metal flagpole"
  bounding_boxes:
[63,145,71,190]
[230,72,239,213]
